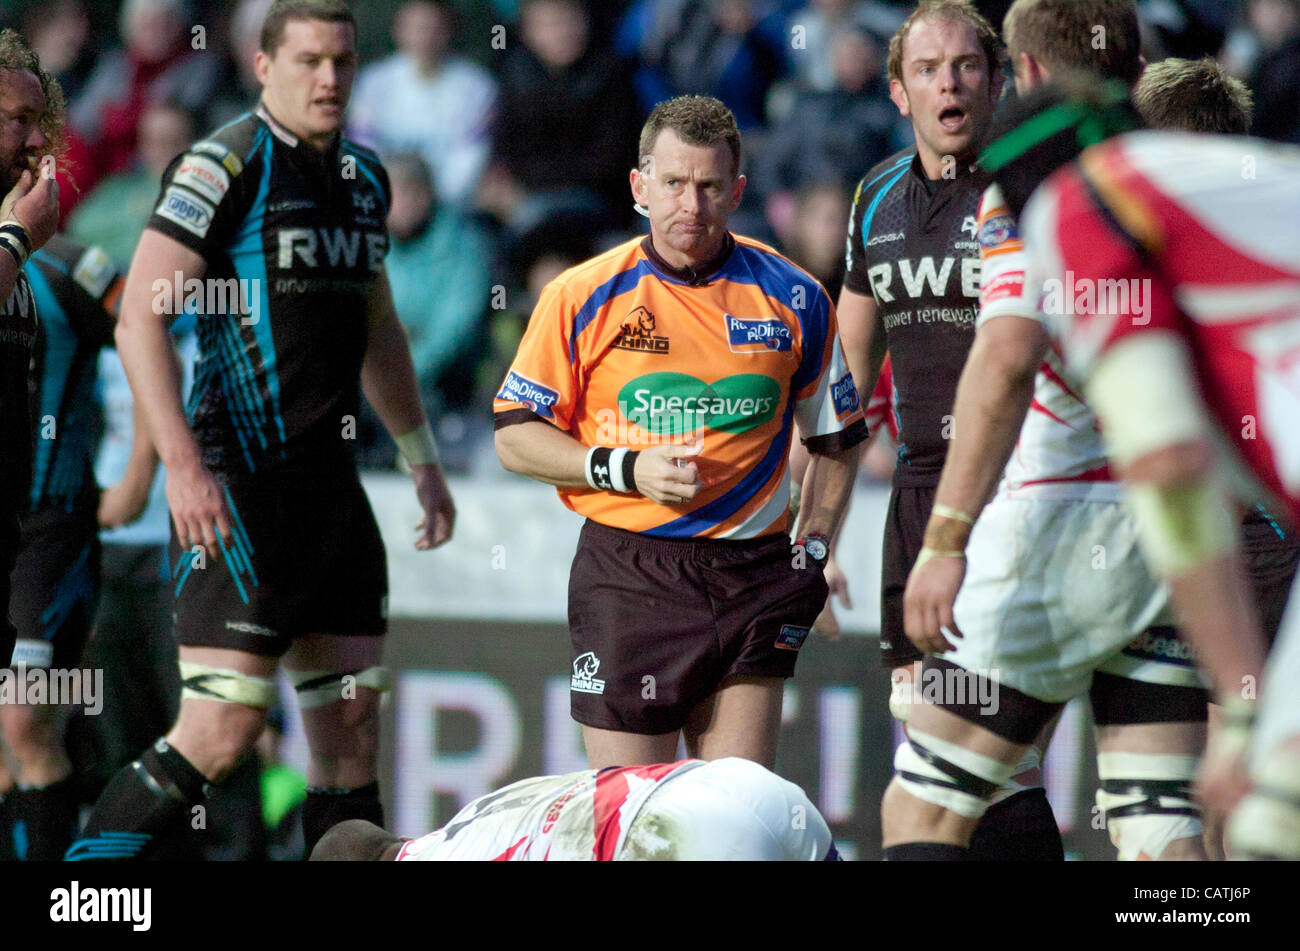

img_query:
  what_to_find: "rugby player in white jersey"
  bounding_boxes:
[992,79,1300,859]
[311,758,838,861]
[882,0,1213,861]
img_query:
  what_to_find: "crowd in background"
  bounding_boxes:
[7,0,1300,473]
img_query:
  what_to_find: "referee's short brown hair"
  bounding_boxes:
[1003,0,1142,87]
[638,96,742,178]
[887,1,1002,86]
[1133,57,1253,134]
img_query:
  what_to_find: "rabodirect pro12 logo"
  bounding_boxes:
[618,372,780,436]
[724,315,792,354]
[497,370,560,420]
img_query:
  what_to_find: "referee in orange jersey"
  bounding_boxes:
[495,96,868,770]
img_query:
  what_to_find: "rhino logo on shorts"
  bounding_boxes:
[571,651,606,694]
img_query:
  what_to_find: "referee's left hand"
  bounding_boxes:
[411,463,455,550]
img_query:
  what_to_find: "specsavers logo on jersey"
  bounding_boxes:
[724,315,792,353]
[618,372,780,437]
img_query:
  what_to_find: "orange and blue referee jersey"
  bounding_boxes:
[494,233,868,539]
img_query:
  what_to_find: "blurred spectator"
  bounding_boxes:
[66,100,196,270]
[632,0,786,129]
[387,153,494,416]
[781,0,905,93]
[358,153,495,470]
[206,0,273,130]
[348,1,497,208]
[781,182,850,299]
[480,0,640,232]
[21,0,95,104]
[753,26,899,229]
[69,0,219,185]
[1247,0,1300,142]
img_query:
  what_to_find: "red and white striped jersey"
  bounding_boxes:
[976,185,1117,501]
[1021,132,1300,522]
[393,757,834,861]
[395,761,698,862]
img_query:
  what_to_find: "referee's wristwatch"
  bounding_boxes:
[797,532,830,569]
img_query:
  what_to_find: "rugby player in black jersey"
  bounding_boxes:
[0,31,61,670]
[837,1,1062,859]
[67,0,456,861]
[1,236,141,861]
[0,29,63,862]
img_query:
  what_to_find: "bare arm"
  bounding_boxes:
[795,442,860,542]
[495,420,703,505]
[362,268,455,549]
[494,418,590,488]
[115,229,234,553]
[116,231,205,473]
[902,315,1047,654]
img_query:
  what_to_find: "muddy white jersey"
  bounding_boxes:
[395,761,700,861]
[393,757,835,861]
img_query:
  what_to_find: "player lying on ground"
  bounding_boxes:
[311,758,838,861]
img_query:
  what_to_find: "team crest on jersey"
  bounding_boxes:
[613,306,669,353]
[724,314,792,353]
[978,215,1017,249]
[961,215,978,239]
[497,371,559,420]
[774,624,809,651]
[571,651,606,694]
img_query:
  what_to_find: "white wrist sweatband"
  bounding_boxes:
[395,421,440,467]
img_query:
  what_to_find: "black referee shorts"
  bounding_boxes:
[568,519,828,736]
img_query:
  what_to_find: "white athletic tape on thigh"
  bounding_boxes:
[990,744,1045,805]
[1095,750,1201,860]
[288,666,391,708]
[1227,755,1300,859]
[893,729,1018,820]
[179,662,277,708]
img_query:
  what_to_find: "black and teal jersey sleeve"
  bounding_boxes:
[26,235,122,513]
[145,106,393,477]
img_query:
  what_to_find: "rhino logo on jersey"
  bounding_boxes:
[571,651,606,695]
[613,306,670,353]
